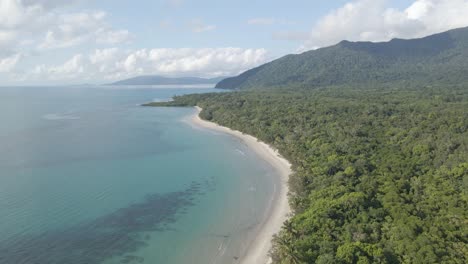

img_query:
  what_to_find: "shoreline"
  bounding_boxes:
[189,106,291,264]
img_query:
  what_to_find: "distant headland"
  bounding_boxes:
[109,75,227,86]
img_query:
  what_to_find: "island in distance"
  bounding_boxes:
[110,75,228,86]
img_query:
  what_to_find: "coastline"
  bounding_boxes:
[189,106,292,264]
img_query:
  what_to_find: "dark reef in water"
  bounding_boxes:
[0,182,205,264]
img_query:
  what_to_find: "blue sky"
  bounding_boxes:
[72,0,413,54]
[1,0,468,85]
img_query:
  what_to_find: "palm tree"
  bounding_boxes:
[272,233,302,264]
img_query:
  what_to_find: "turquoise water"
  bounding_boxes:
[0,86,277,264]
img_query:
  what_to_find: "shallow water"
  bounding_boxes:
[0,86,277,264]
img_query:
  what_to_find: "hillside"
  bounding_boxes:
[111,75,226,86]
[216,27,468,89]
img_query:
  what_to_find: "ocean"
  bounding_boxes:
[0,86,278,264]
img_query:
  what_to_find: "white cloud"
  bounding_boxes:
[406,0,433,19]
[0,30,17,48]
[39,29,85,50]
[0,0,40,29]
[149,48,267,75]
[37,11,131,50]
[300,0,468,51]
[22,0,81,9]
[0,53,21,72]
[123,54,138,72]
[0,1,131,53]
[96,29,132,45]
[189,19,216,33]
[24,48,269,83]
[114,48,269,78]
[89,48,119,64]
[51,54,84,75]
[32,54,85,80]
[248,18,276,25]
[0,0,41,49]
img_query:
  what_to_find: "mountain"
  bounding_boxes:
[111,76,226,86]
[216,26,468,89]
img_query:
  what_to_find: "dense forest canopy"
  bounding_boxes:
[146,85,468,263]
[216,27,468,90]
[145,26,468,264]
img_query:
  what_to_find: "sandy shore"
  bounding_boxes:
[189,106,291,264]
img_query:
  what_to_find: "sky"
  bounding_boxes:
[1,0,468,85]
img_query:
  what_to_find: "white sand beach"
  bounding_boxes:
[190,106,292,264]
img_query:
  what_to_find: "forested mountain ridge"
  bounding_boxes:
[216,27,468,90]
